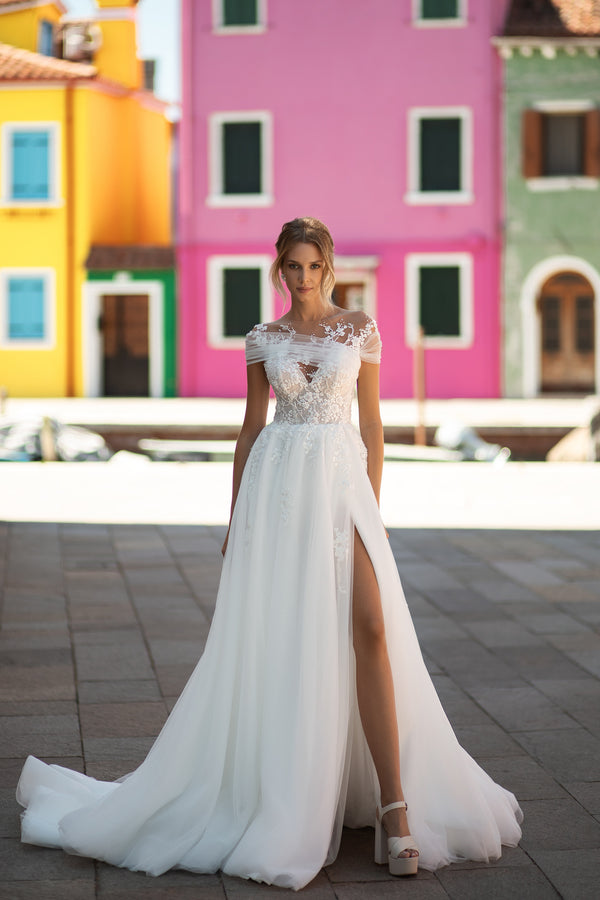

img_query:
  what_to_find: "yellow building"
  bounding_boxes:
[0,0,174,398]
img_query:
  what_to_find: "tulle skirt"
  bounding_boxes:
[17,421,522,889]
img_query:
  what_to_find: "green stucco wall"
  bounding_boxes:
[502,49,600,395]
[88,269,177,397]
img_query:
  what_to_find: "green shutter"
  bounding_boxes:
[421,0,458,19]
[223,268,261,337]
[223,122,262,194]
[8,277,45,339]
[420,118,461,192]
[11,131,50,200]
[419,267,460,337]
[224,0,258,26]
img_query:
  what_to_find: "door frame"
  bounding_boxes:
[83,276,164,397]
[334,256,379,317]
[520,255,600,396]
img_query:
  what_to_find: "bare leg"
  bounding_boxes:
[352,531,417,856]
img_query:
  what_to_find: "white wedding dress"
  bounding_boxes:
[17,313,522,890]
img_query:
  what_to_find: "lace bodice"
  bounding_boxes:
[245,315,381,425]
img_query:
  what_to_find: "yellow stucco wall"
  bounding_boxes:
[0,83,171,397]
[0,0,171,398]
[94,19,140,90]
[0,3,63,54]
[0,87,69,396]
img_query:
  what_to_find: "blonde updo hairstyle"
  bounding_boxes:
[270,217,336,302]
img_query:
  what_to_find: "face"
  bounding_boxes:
[282,242,324,302]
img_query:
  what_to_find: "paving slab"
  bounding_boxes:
[1,523,599,899]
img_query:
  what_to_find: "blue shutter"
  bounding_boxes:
[38,20,54,56]
[11,131,50,200]
[8,278,46,340]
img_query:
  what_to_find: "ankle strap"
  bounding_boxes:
[379,800,408,816]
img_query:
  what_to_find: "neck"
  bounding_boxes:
[287,298,335,323]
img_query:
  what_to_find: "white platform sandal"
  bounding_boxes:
[375,800,419,876]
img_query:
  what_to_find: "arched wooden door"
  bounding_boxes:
[538,271,595,393]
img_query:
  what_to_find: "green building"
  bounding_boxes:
[495,0,600,397]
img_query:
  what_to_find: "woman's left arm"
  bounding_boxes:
[357,361,384,506]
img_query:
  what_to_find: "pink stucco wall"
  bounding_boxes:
[178,0,509,398]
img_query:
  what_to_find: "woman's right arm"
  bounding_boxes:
[221,361,270,555]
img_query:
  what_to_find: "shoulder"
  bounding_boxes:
[246,323,267,338]
[246,319,291,338]
[341,310,379,342]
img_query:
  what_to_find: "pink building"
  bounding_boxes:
[178,0,508,398]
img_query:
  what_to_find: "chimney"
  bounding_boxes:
[93,0,141,90]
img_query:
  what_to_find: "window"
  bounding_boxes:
[413,0,466,26]
[576,296,594,353]
[213,0,266,32]
[522,104,600,188]
[208,112,273,206]
[1,123,60,206]
[207,256,272,347]
[405,254,473,348]
[38,19,54,56]
[406,107,473,204]
[0,269,56,348]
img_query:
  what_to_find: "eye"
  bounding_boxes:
[311,263,321,269]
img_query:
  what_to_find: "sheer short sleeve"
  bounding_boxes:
[245,325,269,365]
[360,319,382,364]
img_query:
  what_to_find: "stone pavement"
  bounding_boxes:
[1,522,600,899]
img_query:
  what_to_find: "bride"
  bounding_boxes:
[17,217,522,890]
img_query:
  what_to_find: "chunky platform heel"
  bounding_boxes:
[375,800,419,876]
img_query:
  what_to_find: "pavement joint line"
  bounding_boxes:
[1,523,599,898]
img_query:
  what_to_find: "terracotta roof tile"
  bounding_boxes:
[504,0,600,37]
[86,245,175,271]
[0,0,66,9]
[0,42,96,80]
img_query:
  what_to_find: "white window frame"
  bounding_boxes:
[212,0,267,35]
[207,255,273,349]
[207,111,273,207]
[405,253,473,349]
[0,267,56,349]
[0,122,62,208]
[412,0,467,27]
[526,99,599,192]
[406,106,473,205]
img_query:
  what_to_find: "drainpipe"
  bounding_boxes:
[65,83,76,396]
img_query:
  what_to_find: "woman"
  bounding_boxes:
[17,217,522,890]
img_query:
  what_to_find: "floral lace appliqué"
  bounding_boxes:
[333,527,349,561]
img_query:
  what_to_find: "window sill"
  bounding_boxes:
[404,190,474,206]
[407,335,472,349]
[206,193,274,208]
[0,339,54,350]
[526,177,598,192]
[213,25,266,35]
[412,18,466,27]
[0,200,63,210]
[207,336,247,350]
